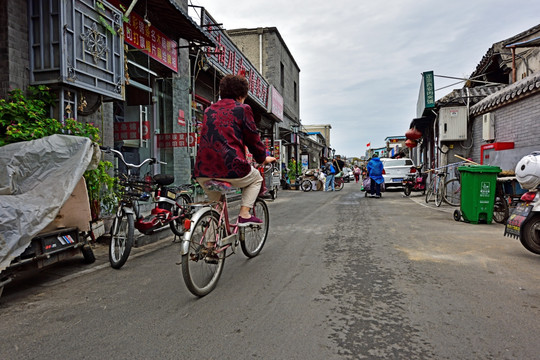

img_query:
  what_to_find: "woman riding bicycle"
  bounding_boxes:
[193,74,275,226]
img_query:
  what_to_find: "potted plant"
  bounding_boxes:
[288,158,302,189]
[83,160,119,221]
[1,86,117,230]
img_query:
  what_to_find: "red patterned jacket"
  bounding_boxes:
[193,99,266,179]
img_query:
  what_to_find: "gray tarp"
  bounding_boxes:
[0,135,99,273]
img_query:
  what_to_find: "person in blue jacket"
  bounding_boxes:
[367,155,384,198]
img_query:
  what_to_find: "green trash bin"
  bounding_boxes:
[457,165,501,224]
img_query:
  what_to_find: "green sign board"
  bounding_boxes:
[416,71,435,117]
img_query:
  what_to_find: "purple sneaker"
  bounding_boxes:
[238,215,263,227]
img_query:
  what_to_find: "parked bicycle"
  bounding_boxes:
[180,170,270,297]
[300,169,325,192]
[101,147,192,269]
[425,162,464,207]
[493,178,513,223]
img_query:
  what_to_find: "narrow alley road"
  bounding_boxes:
[1,185,539,359]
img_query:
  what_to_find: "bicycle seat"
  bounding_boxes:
[204,180,232,193]
[153,174,174,185]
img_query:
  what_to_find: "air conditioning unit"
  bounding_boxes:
[482,113,495,141]
[439,107,468,141]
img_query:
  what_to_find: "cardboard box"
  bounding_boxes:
[40,177,92,233]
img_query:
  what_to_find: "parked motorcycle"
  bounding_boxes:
[402,164,427,196]
[505,152,540,254]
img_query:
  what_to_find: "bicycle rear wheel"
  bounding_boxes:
[493,196,509,223]
[300,180,312,192]
[181,209,225,297]
[241,199,269,258]
[109,209,134,269]
[335,178,344,191]
[444,178,461,206]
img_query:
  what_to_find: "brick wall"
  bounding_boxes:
[470,93,540,163]
[171,38,192,185]
[0,0,29,98]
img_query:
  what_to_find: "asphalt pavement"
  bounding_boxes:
[0,187,507,301]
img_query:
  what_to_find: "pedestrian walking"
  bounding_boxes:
[323,158,336,191]
[367,155,384,198]
[333,155,345,177]
[353,165,361,183]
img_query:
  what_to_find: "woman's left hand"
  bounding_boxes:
[263,156,277,165]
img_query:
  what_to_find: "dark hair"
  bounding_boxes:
[219,75,249,100]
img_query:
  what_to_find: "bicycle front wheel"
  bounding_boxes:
[444,178,461,206]
[109,209,134,269]
[170,193,192,236]
[435,180,444,207]
[181,209,225,297]
[425,183,434,203]
[241,199,269,258]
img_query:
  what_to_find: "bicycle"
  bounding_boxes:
[180,172,270,297]
[493,178,510,223]
[300,169,325,192]
[334,173,345,191]
[425,162,464,207]
[101,147,191,269]
[425,169,442,205]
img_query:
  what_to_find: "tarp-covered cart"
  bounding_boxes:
[0,135,100,297]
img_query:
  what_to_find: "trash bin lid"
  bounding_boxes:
[458,165,501,173]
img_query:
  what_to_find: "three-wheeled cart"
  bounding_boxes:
[0,135,99,298]
[263,165,281,199]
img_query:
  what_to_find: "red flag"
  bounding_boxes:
[366,142,371,147]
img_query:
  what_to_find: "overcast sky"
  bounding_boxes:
[188,0,540,158]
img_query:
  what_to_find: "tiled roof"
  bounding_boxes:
[470,72,540,115]
[470,24,540,79]
[436,84,507,107]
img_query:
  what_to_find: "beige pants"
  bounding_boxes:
[196,166,263,209]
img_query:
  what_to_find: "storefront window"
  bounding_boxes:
[156,78,174,175]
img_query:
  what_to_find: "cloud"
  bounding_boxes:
[190,0,540,157]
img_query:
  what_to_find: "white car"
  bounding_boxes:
[380,158,415,188]
[342,167,354,182]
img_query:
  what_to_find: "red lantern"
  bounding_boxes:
[405,139,417,148]
[405,127,422,140]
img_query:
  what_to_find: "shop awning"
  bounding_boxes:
[409,116,432,132]
[119,0,214,46]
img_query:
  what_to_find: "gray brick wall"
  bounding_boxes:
[227,28,300,122]
[0,0,29,98]
[470,92,540,163]
[172,39,192,185]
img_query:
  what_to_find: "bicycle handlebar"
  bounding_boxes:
[100,146,167,168]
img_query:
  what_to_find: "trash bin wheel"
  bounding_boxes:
[453,209,461,222]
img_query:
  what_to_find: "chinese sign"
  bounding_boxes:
[201,10,269,109]
[178,109,186,126]
[114,121,150,141]
[123,7,178,72]
[416,70,435,117]
[270,86,284,121]
[157,133,196,148]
